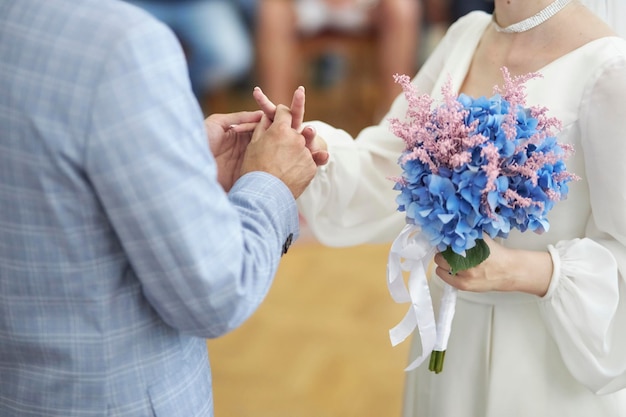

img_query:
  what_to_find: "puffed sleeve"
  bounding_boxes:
[538,52,626,394]
[296,17,459,246]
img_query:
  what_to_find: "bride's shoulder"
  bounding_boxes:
[570,4,620,45]
[578,0,626,39]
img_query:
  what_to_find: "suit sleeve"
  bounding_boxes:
[84,17,298,338]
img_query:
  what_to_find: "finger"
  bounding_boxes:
[312,150,329,166]
[290,86,305,130]
[435,266,454,279]
[301,125,329,165]
[433,253,451,271]
[253,86,277,121]
[251,113,272,143]
[437,266,453,275]
[272,104,294,126]
[228,121,259,133]
[207,110,263,130]
[301,125,317,147]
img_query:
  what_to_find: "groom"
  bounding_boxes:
[0,0,326,416]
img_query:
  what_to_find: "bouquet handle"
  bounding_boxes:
[429,283,457,373]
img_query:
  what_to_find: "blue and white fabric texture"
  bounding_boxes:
[0,0,298,415]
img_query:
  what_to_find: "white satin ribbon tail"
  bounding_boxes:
[387,224,458,371]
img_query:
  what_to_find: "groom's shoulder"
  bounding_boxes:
[15,0,175,50]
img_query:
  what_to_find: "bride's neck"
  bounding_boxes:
[492,0,556,27]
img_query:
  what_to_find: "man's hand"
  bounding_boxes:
[253,86,329,166]
[241,105,317,199]
[204,110,263,192]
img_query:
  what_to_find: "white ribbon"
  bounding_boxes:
[387,224,458,371]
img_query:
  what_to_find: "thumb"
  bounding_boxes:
[251,113,272,143]
[273,104,294,126]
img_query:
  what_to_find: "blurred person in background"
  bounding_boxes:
[256,0,421,119]
[125,0,254,105]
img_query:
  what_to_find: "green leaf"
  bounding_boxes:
[441,239,490,275]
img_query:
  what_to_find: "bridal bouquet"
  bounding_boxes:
[386,67,577,373]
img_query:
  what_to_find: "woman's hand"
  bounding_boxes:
[433,235,554,297]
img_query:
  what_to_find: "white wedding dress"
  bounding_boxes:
[297,10,626,417]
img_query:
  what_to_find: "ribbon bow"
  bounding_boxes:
[387,224,458,371]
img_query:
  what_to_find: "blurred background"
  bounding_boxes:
[123,0,492,416]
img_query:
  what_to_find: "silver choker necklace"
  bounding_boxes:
[492,0,572,33]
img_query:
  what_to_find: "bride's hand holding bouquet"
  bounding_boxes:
[433,234,554,297]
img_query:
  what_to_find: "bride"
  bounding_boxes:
[257,0,626,415]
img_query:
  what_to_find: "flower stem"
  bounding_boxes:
[428,350,446,373]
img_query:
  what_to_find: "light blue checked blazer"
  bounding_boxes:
[0,1,299,415]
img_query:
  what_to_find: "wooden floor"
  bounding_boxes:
[207,241,411,417]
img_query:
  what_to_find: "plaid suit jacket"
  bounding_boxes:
[0,0,298,415]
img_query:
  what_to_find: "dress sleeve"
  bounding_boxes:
[296,20,459,246]
[538,54,626,394]
[84,18,298,338]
